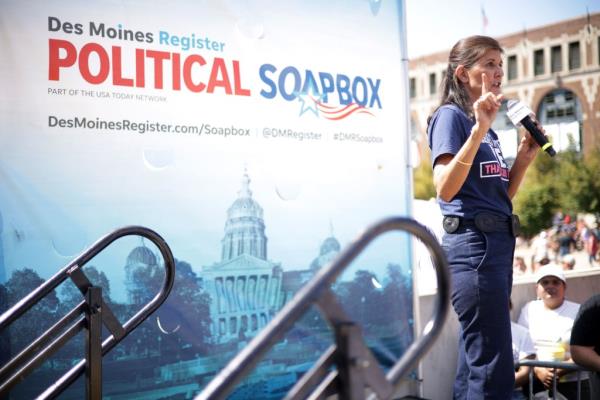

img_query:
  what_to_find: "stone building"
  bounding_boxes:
[409,12,600,162]
[201,172,341,343]
[202,172,283,343]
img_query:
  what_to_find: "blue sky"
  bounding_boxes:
[405,0,600,58]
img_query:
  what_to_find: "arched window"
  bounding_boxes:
[537,89,582,152]
[538,89,582,124]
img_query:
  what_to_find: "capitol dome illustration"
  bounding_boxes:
[320,236,341,255]
[310,232,341,271]
[203,171,282,343]
[125,242,159,305]
[126,245,158,267]
[221,171,268,261]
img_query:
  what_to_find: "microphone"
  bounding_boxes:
[506,99,556,157]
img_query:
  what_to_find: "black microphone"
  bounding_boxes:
[507,99,556,157]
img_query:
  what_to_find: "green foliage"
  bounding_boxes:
[513,183,558,237]
[413,157,436,200]
[563,147,600,213]
[513,146,600,236]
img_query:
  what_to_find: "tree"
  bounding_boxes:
[337,270,386,330]
[513,182,558,237]
[53,266,115,364]
[554,146,600,214]
[120,258,164,358]
[3,268,59,354]
[128,263,163,307]
[413,158,436,200]
[59,265,112,310]
[156,259,212,355]
[381,264,413,348]
[513,146,600,236]
[121,258,212,359]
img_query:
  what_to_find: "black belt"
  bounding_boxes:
[443,213,521,237]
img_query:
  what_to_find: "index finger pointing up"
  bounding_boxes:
[481,72,490,96]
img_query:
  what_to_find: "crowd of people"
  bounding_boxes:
[510,214,599,398]
[509,264,599,399]
[513,212,600,277]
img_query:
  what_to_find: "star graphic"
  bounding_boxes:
[295,90,322,117]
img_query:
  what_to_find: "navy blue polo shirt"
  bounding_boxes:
[427,104,512,219]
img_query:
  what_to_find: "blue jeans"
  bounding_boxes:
[442,226,515,399]
[511,389,526,400]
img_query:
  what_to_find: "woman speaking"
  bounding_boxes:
[427,35,542,399]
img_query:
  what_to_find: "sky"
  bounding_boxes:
[405,0,600,58]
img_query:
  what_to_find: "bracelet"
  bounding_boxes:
[456,159,472,166]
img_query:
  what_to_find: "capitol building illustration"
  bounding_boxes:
[200,171,340,343]
[201,172,284,343]
[121,170,341,344]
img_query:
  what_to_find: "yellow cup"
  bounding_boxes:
[537,342,565,361]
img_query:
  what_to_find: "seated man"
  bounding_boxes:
[570,294,600,399]
[517,264,590,399]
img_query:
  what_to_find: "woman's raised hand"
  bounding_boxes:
[472,72,503,134]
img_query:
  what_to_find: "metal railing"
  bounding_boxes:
[195,216,450,400]
[0,226,176,400]
[518,359,591,400]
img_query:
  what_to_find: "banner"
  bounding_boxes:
[0,1,413,398]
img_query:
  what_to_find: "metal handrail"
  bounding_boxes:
[196,216,450,400]
[517,359,591,400]
[0,226,176,399]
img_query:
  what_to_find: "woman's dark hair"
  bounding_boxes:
[427,35,503,125]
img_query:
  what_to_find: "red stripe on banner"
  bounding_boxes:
[312,100,339,110]
[320,106,374,120]
[307,97,375,120]
[316,103,358,114]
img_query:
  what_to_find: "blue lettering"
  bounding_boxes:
[158,31,168,45]
[368,78,381,108]
[336,74,352,105]
[278,66,301,101]
[257,64,383,110]
[301,69,319,97]
[318,72,335,103]
[259,64,277,99]
[352,77,368,106]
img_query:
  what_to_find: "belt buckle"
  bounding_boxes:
[443,216,460,233]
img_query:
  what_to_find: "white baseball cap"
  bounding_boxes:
[561,254,575,266]
[535,264,566,284]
